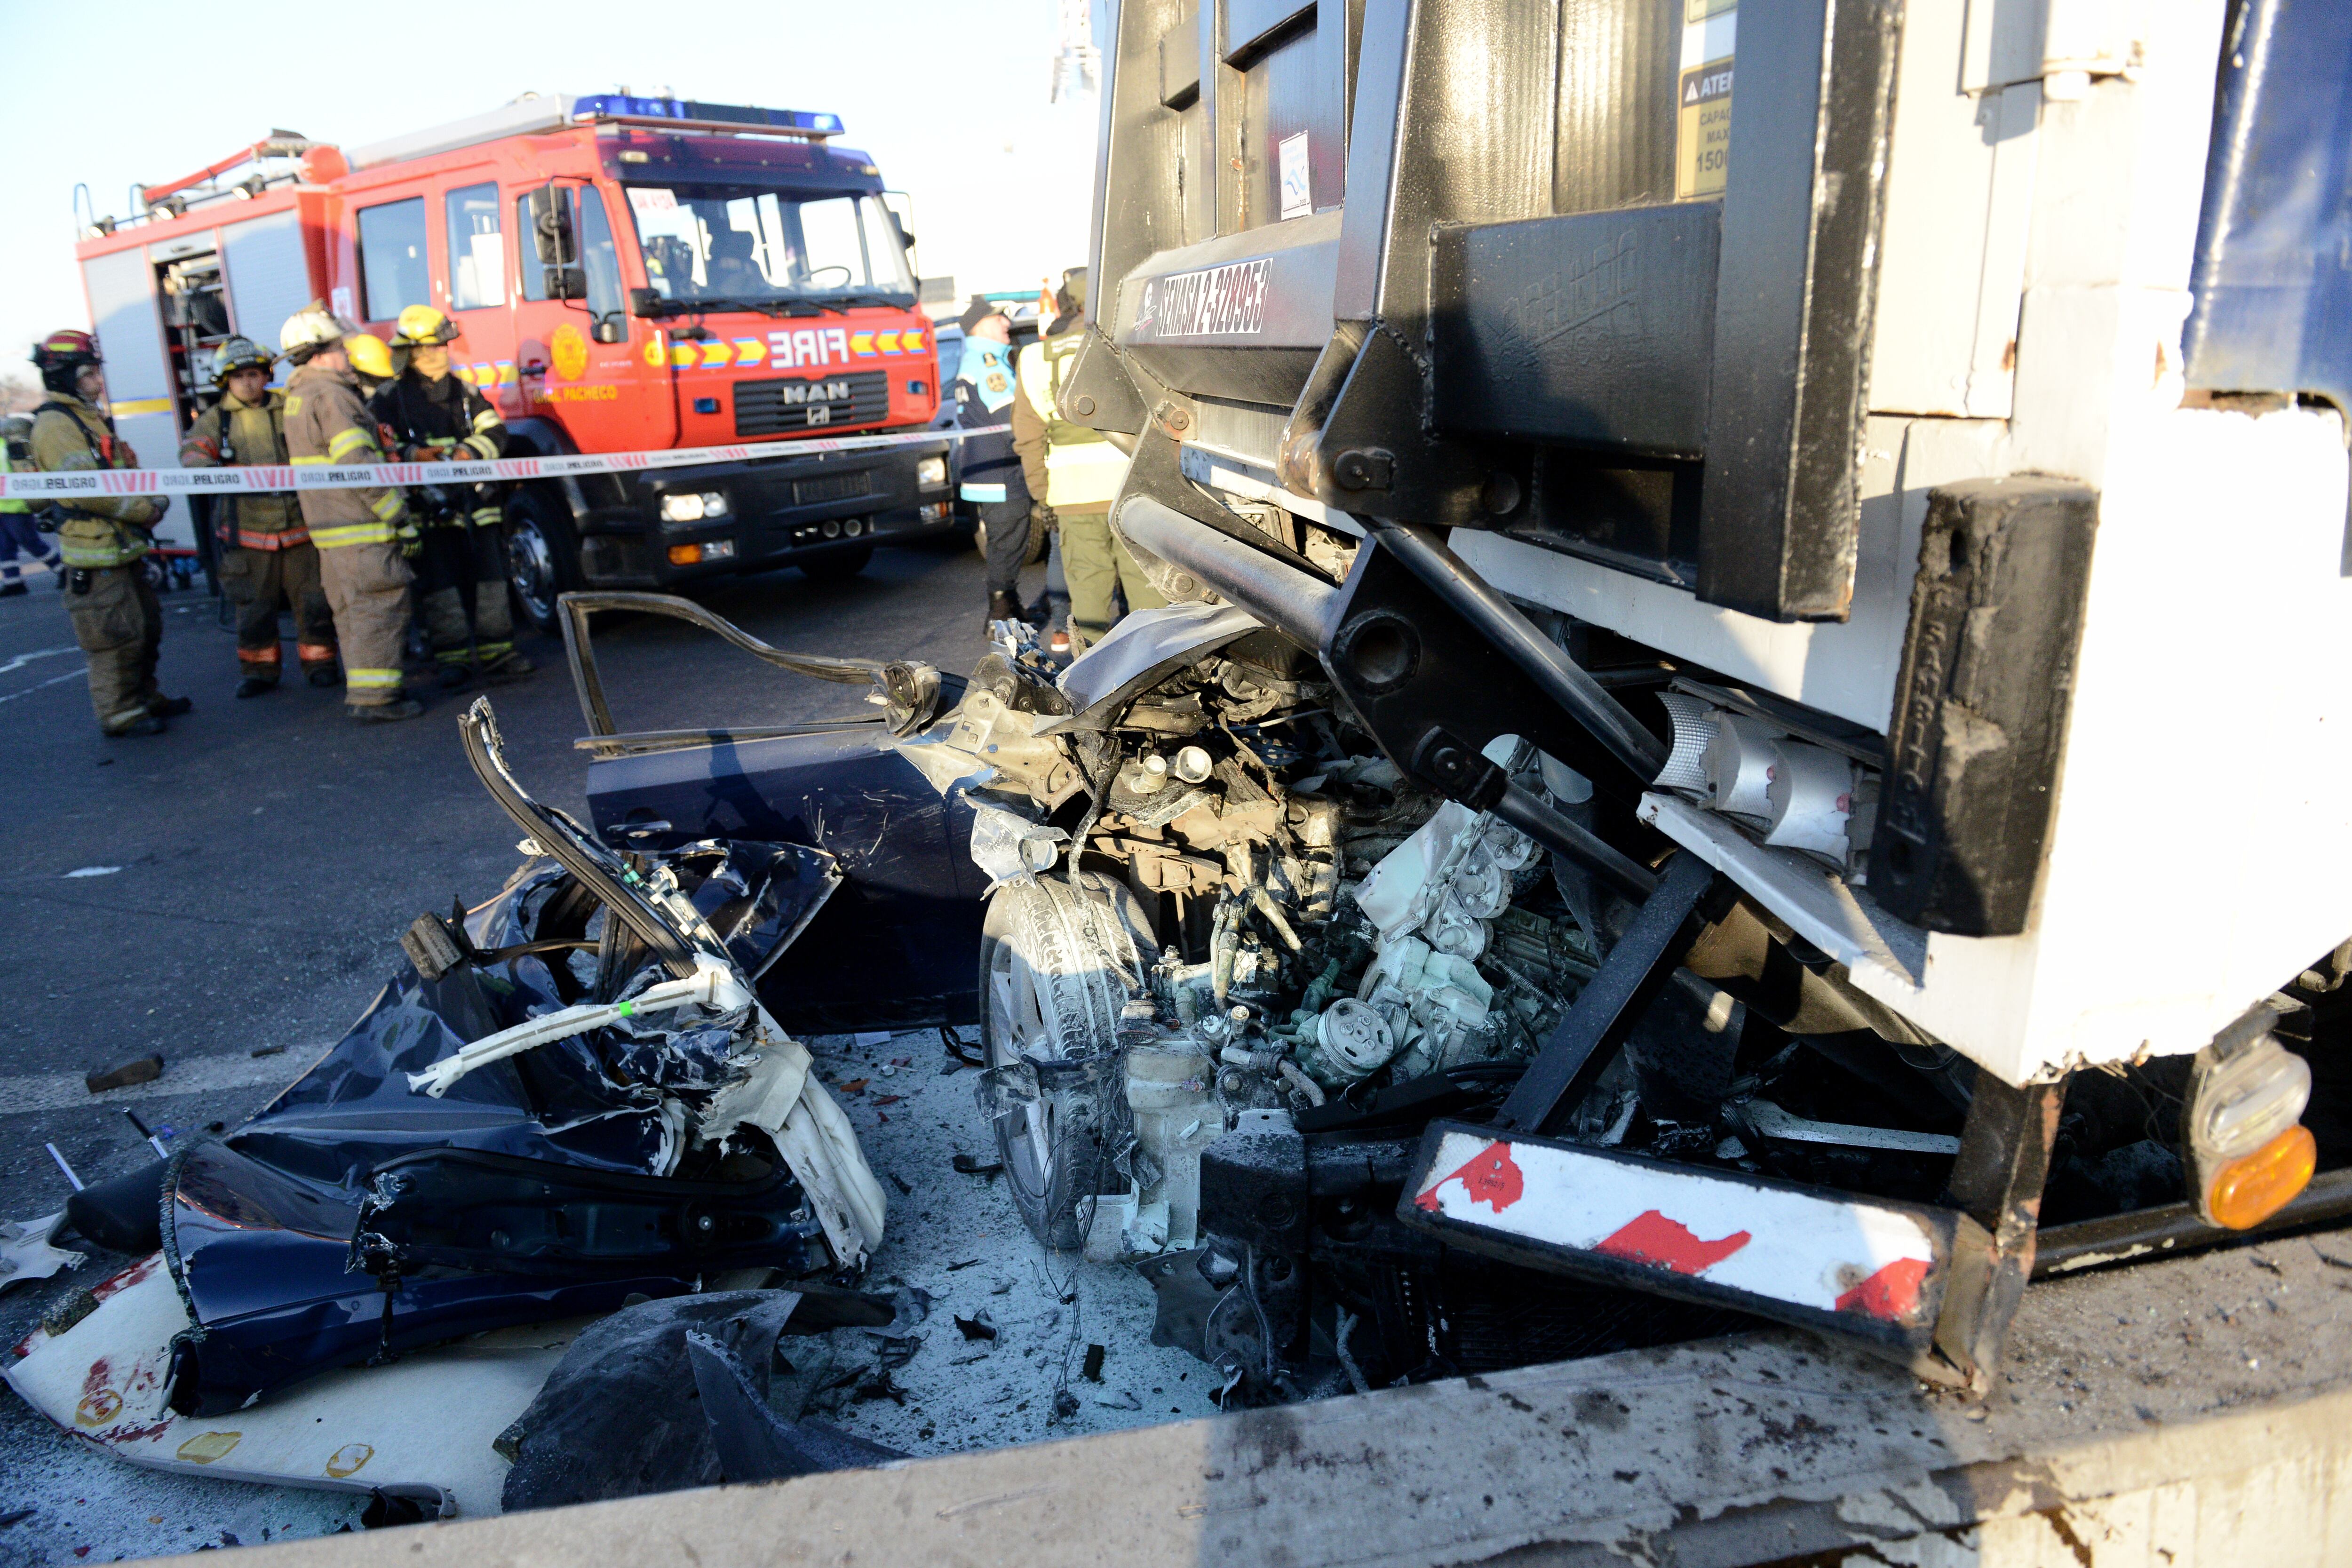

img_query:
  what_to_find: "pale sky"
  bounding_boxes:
[0,0,1102,390]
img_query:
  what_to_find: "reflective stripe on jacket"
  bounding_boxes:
[180,390,303,542]
[29,395,159,567]
[283,363,407,548]
[1015,331,1127,509]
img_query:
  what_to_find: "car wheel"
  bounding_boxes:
[977,872,1156,1249]
[503,486,581,634]
[798,544,873,581]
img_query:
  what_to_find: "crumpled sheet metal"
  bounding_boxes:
[156,838,883,1417]
[1048,602,1264,729]
[3,1254,577,1519]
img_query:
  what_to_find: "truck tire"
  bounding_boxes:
[977,872,1156,1249]
[504,486,581,634]
[799,544,873,581]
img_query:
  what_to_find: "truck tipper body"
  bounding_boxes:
[68,95,954,625]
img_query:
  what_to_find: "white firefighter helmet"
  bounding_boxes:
[278,302,358,361]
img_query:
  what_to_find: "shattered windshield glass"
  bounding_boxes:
[623,185,914,304]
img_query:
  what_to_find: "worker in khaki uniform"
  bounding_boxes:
[373,305,531,689]
[278,306,423,723]
[1014,268,1159,651]
[180,338,339,697]
[27,329,190,737]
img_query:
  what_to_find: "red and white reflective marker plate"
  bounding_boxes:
[1398,1122,1959,1351]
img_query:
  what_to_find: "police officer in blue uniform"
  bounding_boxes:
[954,302,1033,628]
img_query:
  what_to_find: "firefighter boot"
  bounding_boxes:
[350,697,425,724]
[986,590,1022,628]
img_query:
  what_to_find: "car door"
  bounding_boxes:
[510,181,674,453]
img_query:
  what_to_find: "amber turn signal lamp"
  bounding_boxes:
[2206,1123,2317,1231]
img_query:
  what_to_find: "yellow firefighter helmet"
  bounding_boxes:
[391,304,461,347]
[345,333,396,381]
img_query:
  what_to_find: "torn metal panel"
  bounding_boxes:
[3,1257,564,1519]
[86,697,887,1422]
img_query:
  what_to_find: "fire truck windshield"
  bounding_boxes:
[623,185,914,306]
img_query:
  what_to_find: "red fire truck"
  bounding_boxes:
[69,95,952,628]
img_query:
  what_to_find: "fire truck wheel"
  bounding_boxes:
[503,488,581,634]
[799,545,873,581]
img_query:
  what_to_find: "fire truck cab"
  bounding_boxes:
[69,95,953,629]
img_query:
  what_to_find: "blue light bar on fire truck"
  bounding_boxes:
[570,96,843,136]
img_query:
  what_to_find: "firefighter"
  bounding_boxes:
[373,304,532,688]
[345,332,399,398]
[0,414,64,596]
[27,329,189,737]
[1014,268,1160,651]
[278,304,423,723]
[180,338,339,697]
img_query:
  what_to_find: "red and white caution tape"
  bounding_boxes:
[0,422,996,501]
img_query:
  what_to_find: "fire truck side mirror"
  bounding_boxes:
[627,287,665,318]
[543,264,587,302]
[592,318,625,345]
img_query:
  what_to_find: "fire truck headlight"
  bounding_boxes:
[916,456,947,490]
[660,491,730,524]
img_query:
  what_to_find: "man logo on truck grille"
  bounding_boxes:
[779,380,852,406]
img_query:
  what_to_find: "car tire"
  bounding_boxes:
[977,871,1157,1250]
[504,486,581,635]
[799,544,873,581]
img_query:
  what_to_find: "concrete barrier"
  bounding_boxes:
[185,1227,2352,1567]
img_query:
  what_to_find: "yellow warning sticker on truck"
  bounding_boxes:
[1677,56,1733,199]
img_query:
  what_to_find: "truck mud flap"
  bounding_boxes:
[1398,1120,1968,1361]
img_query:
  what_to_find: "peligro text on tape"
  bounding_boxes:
[0,423,1005,501]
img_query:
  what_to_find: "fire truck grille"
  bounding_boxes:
[793,471,873,506]
[734,371,892,437]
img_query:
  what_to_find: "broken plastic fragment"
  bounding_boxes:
[0,1212,82,1295]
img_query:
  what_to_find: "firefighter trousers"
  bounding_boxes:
[219,542,337,683]
[317,541,414,706]
[416,517,515,667]
[63,565,163,733]
[1060,505,1166,650]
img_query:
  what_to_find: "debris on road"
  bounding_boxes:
[82,1054,162,1093]
[41,1143,81,1191]
[0,1211,81,1294]
[4,700,892,1511]
[497,1288,894,1510]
